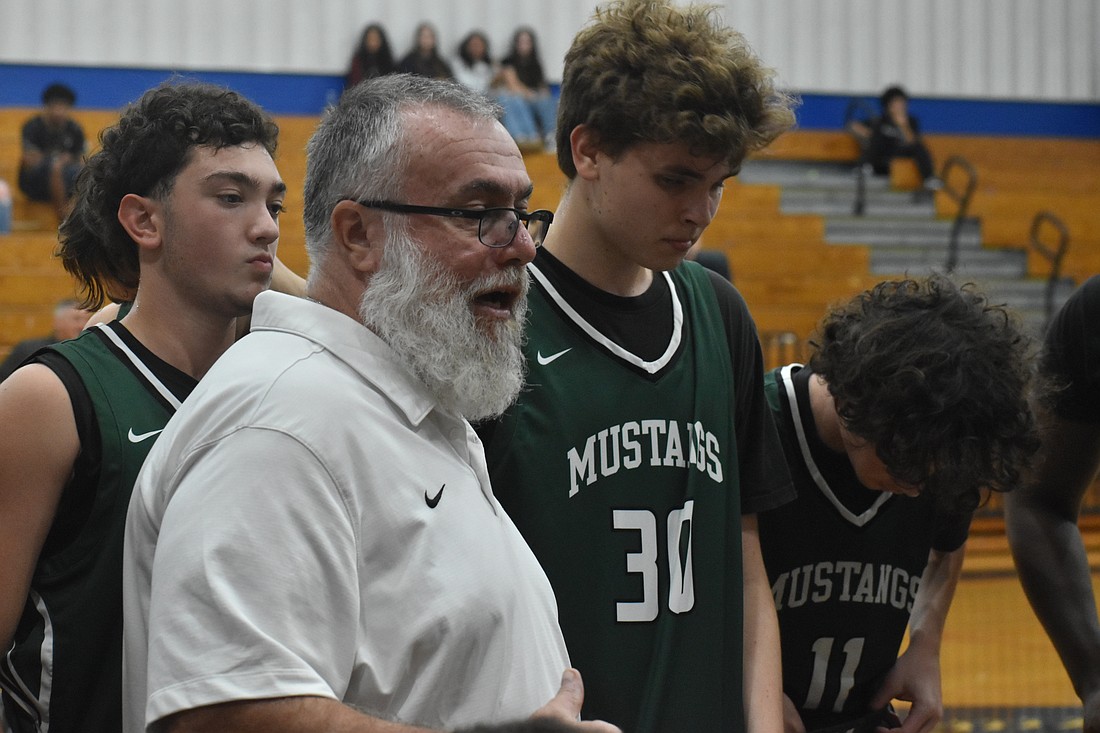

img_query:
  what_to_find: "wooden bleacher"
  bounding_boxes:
[2,108,1098,363]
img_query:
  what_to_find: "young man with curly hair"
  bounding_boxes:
[0,81,285,733]
[478,1,797,730]
[760,275,1039,733]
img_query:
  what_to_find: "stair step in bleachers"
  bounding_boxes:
[825,216,983,248]
[870,247,1029,279]
[781,186,936,218]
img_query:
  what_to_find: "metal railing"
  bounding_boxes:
[843,98,878,216]
[940,155,978,273]
[1027,210,1070,331]
[759,330,808,371]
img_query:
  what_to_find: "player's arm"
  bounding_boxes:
[20,127,45,168]
[0,364,80,649]
[742,513,784,733]
[1005,412,1100,733]
[160,670,620,733]
[871,544,965,733]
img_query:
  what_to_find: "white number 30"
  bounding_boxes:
[613,500,695,622]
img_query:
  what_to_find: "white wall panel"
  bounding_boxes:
[988,0,1015,97]
[1,0,1097,101]
[1067,0,1097,97]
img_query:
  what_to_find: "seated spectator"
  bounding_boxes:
[0,177,11,234]
[453,30,497,95]
[0,298,91,382]
[344,23,395,90]
[498,27,558,152]
[397,22,454,80]
[852,85,940,190]
[18,83,86,219]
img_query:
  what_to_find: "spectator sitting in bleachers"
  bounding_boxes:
[453,30,498,95]
[0,177,12,234]
[343,23,395,91]
[18,83,86,220]
[850,85,941,191]
[397,22,454,80]
[0,298,91,382]
[498,27,558,153]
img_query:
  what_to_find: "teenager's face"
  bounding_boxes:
[365,28,382,53]
[838,422,922,497]
[157,144,285,319]
[44,100,73,126]
[515,31,533,56]
[417,26,436,53]
[583,140,732,273]
[467,35,487,60]
[886,96,908,119]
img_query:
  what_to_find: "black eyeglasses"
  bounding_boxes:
[349,199,553,248]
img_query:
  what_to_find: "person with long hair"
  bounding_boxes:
[497,27,557,151]
[344,23,395,90]
[397,22,453,80]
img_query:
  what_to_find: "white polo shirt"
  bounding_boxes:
[122,290,569,732]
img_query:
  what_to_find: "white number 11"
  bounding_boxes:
[805,636,865,712]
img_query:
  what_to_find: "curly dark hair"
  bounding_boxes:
[809,275,1040,514]
[57,80,279,309]
[556,0,796,178]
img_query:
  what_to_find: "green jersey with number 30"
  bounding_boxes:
[483,251,792,732]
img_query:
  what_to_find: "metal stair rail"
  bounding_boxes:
[1027,210,1071,330]
[843,97,878,216]
[940,155,978,273]
[760,330,807,370]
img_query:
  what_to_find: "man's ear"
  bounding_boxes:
[570,124,603,181]
[117,194,161,250]
[331,200,384,276]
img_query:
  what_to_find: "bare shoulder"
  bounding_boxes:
[84,302,121,329]
[0,362,81,469]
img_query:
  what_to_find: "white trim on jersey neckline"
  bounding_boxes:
[527,262,683,375]
[779,363,891,527]
[95,323,183,410]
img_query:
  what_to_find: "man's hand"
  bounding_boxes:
[781,693,806,733]
[870,650,942,733]
[531,669,621,732]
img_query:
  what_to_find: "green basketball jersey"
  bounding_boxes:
[484,260,746,732]
[1,324,192,733]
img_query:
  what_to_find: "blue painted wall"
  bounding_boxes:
[3,63,1099,138]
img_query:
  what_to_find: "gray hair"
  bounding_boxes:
[303,73,503,264]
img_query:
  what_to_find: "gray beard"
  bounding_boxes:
[359,227,528,422]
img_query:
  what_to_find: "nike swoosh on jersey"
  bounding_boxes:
[127,428,164,443]
[536,348,572,366]
[425,484,446,508]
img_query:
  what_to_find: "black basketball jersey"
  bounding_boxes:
[759,364,969,731]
